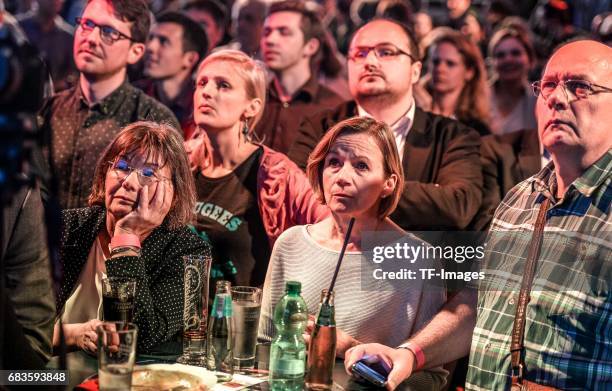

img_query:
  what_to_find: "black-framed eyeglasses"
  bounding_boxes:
[75,17,134,45]
[108,158,169,187]
[348,43,416,63]
[532,79,612,100]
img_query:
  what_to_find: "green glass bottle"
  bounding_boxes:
[305,290,336,390]
[207,280,233,381]
[269,281,309,390]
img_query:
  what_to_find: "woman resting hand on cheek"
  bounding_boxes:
[54,122,211,354]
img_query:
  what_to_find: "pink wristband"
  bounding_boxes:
[398,342,425,370]
[110,234,141,250]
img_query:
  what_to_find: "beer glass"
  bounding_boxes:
[97,322,138,391]
[231,286,262,369]
[177,253,212,366]
[101,277,136,322]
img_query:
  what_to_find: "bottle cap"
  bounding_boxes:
[286,281,301,295]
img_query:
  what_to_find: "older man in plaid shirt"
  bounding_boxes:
[343,40,610,391]
[465,40,612,390]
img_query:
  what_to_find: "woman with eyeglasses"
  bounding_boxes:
[417,28,491,136]
[488,26,537,135]
[53,121,210,354]
[185,50,328,289]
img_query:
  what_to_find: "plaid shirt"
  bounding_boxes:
[466,150,612,390]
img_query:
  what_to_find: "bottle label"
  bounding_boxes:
[273,359,305,376]
[213,293,232,318]
[316,303,335,326]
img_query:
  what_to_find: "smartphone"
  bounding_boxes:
[351,355,391,388]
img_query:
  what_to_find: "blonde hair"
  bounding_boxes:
[306,116,404,220]
[196,49,267,129]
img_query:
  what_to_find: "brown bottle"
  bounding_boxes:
[305,290,336,390]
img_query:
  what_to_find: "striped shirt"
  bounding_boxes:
[466,150,612,390]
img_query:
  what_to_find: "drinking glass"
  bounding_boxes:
[101,277,136,322]
[177,253,212,366]
[97,322,138,391]
[231,286,262,369]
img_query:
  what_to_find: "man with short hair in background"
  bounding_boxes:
[17,0,77,90]
[183,0,227,52]
[289,18,482,231]
[38,0,179,209]
[136,11,208,139]
[443,0,472,29]
[254,0,343,154]
[229,0,267,57]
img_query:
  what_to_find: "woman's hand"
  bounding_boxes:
[303,314,316,346]
[336,327,361,357]
[63,320,104,354]
[114,179,173,240]
[303,315,360,358]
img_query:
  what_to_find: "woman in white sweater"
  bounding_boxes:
[259,116,447,388]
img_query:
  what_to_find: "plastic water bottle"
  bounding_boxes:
[269,281,309,390]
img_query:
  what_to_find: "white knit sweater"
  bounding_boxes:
[259,225,446,347]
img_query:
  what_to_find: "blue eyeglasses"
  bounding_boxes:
[109,158,169,186]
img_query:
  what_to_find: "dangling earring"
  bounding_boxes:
[242,119,249,137]
[242,118,253,143]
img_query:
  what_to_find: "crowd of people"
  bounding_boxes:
[0,0,610,390]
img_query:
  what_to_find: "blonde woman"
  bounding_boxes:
[187,50,328,287]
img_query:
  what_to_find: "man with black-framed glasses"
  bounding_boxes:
[289,18,483,233]
[37,0,179,209]
[289,20,484,389]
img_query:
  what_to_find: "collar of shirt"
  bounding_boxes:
[269,74,319,104]
[530,149,612,201]
[356,98,416,158]
[76,78,131,115]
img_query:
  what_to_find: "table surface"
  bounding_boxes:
[47,342,369,390]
